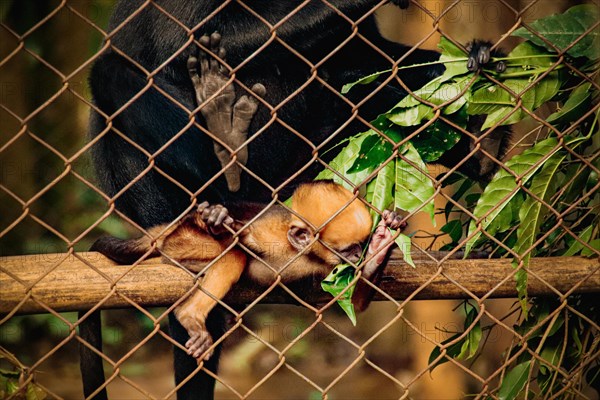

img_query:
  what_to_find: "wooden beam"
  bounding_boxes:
[1,251,598,315]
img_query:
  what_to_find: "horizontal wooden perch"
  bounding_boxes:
[1,251,598,315]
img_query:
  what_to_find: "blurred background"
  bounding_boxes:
[1,1,596,398]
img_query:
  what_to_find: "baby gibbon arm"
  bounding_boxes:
[162,203,246,360]
[352,210,406,312]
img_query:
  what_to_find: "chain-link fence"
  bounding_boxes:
[1,0,599,399]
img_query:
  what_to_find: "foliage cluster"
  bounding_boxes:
[321,5,599,397]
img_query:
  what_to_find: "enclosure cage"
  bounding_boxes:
[1,0,599,399]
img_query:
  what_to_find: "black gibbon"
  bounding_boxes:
[85,1,508,398]
[92,181,404,360]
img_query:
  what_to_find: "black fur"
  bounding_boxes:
[84,1,508,399]
[79,311,107,400]
[89,236,158,265]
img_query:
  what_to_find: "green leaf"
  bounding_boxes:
[571,325,583,358]
[547,83,592,125]
[512,4,600,60]
[512,151,566,311]
[321,264,357,325]
[391,230,415,268]
[547,313,565,337]
[515,302,564,338]
[430,78,472,112]
[315,168,334,180]
[438,36,467,58]
[387,103,434,126]
[465,138,560,256]
[505,41,557,69]
[381,126,404,143]
[581,239,600,257]
[441,220,463,243]
[468,81,518,119]
[445,178,473,219]
[25,382,46,400]
[341,69,392,94]
[394,143,436,223]
[426,304,482,370]
[394,77,445,109]
[320,131,378,192]
[514,268,528,314]
[562,166,591,205]
[428,333,465,372]
[518,72,562,111]
[487,193,522,235]
[563,225,594,256]
[365,177,376,205]
[347,134,393,174]
[539,343,561,374]
[372,113,394,131]
[437,36,470,82]
[457,306,482,360]
[498,361,532,400]
[412,119,463,163]
[469,75,561,129]
[6,379,19,395]
[387,77,445,126]
[369,161,395,226]
[537,369,553,394]
[388,76,471,127]
[586,169,599,191]
[459,325,482,360]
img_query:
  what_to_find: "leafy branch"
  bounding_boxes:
[320,4,599,399]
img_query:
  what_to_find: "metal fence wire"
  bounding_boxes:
[1,0,599,399]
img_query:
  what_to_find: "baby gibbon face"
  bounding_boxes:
[287,181,372,265]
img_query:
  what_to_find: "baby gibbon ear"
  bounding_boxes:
[287,224,314,251]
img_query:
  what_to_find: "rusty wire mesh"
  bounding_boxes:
[1,0,599,399]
